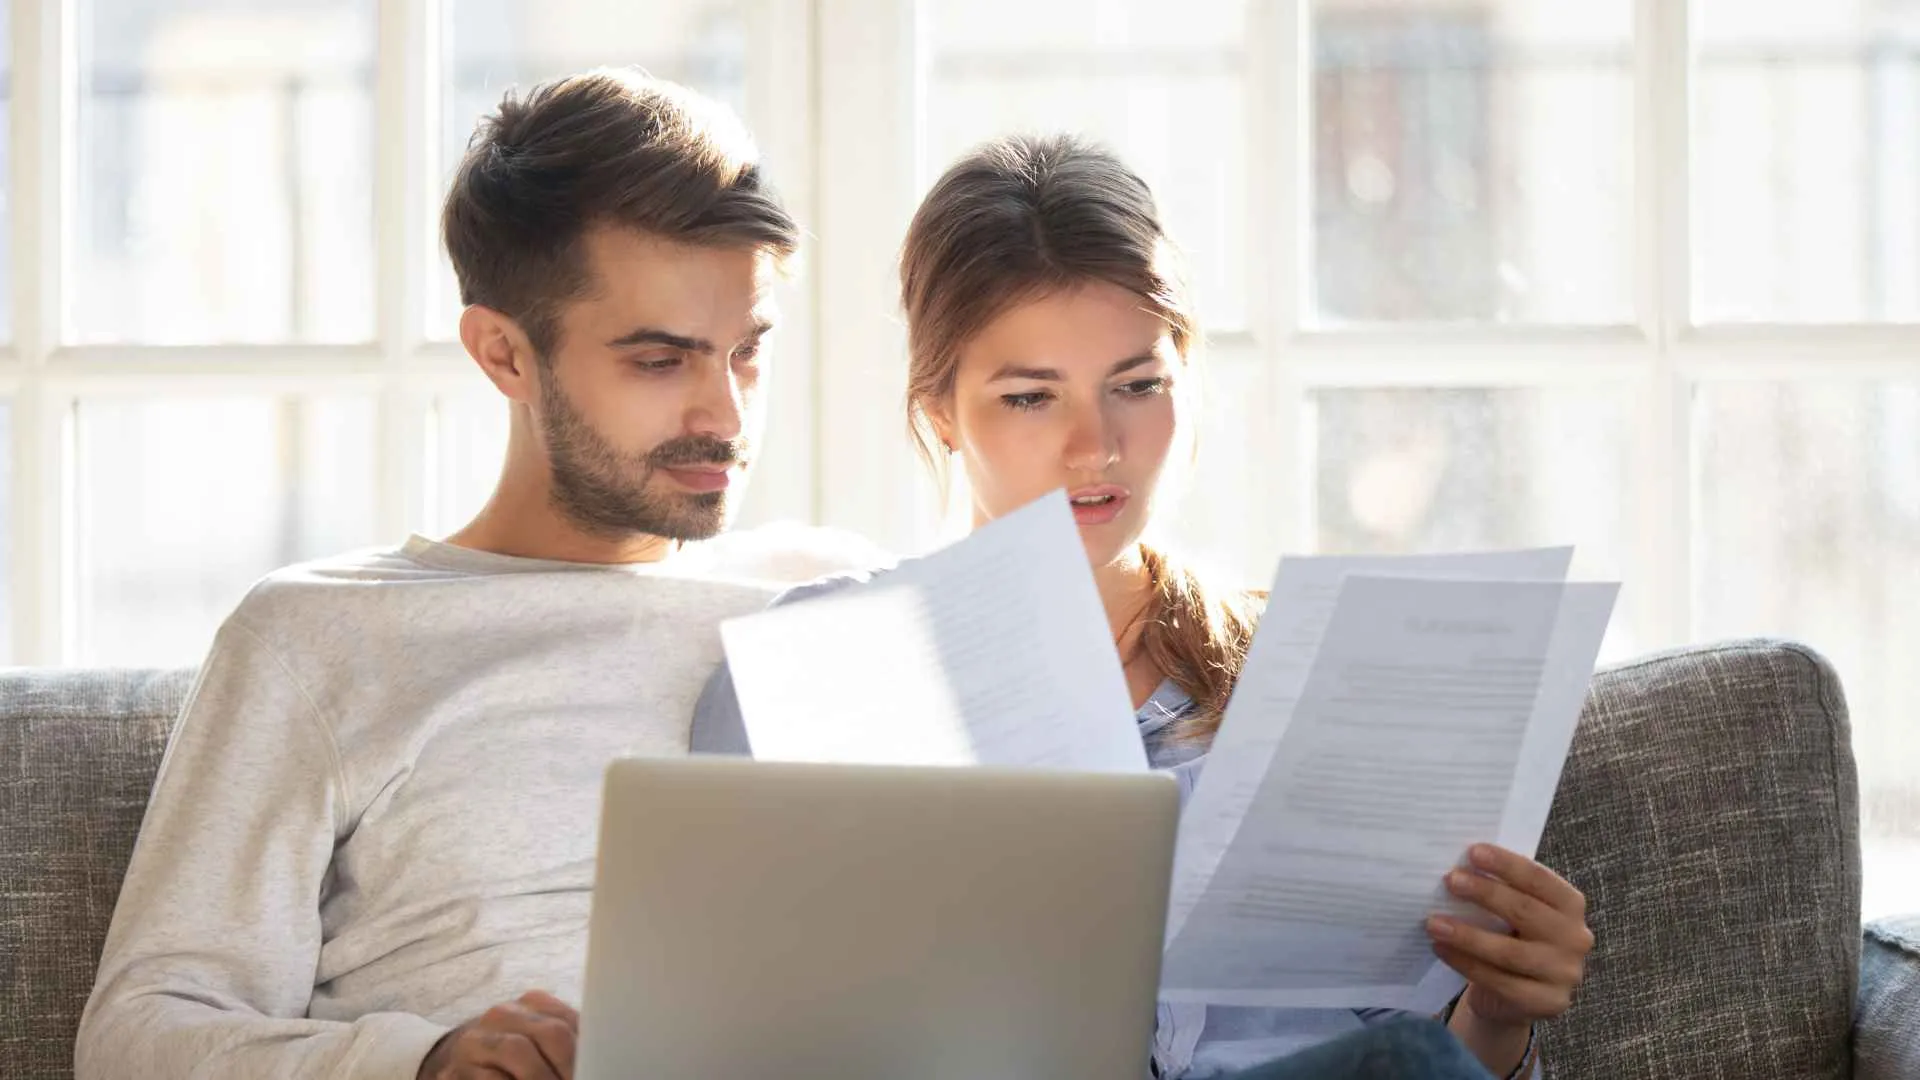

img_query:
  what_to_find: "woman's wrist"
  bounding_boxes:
[1444,993,1536,1079]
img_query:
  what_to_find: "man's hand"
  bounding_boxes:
[417,991,579,1080]
[1427,843,1594,1028]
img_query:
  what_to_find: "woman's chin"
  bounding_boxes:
[1074,521,1144,572]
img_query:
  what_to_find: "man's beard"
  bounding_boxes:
[537,364,751,542]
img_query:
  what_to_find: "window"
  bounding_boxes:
[0,0,12,344]
[1695,0,1920,322]
[75,0,377,344]
[1311,1,1633,326]
[4,0,1914,914]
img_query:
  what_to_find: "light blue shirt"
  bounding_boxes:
[688,572,1416,1080]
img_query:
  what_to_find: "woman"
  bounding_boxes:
[693,134,1590,1080]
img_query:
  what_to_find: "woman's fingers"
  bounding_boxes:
[1431,941,1575,1019]
[1444,868,1594,956]
[1465,844,1586,918]
[1426,913,1584,989]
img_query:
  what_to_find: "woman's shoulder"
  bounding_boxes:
[771,562,899,607]
[677,521,897,588]
[690,555,900,756]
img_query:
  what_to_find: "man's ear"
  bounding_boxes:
[460,305,540,404]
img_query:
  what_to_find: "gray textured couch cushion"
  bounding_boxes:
[1,668,195,1080]
[1856,916,1920,1080]
[1537,639,1860,1080]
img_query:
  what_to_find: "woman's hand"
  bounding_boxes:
[1427,843,1593,1028]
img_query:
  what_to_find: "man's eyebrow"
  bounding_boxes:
[605,318,776,352]
[605,327,713,353]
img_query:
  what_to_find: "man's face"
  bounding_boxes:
[533,226,779,542]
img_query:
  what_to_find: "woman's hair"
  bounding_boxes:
[898,133,1261,739]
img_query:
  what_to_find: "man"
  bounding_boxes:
[76,70,822,1080]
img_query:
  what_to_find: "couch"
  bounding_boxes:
[3,638,1917,1078]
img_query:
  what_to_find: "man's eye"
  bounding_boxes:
[732,344,762,364]
[636,354,683,371]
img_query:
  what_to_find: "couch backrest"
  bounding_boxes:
[1,669,193,1080]
[1538,639,1859,1079]
[0,640,1863,1080]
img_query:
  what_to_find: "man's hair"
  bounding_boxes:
[443,69,799,357]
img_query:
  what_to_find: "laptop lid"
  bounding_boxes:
[577,757,1179,1080]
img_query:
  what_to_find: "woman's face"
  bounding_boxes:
[927,281,1183,570]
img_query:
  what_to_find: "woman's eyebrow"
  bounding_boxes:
[986,353,1159,382]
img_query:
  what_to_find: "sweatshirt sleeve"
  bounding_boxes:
[75,618,448,1080]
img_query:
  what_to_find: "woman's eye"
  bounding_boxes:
[1000,391,1052,411]
[1118,377,1170,398]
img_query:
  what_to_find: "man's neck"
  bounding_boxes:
[446,482,677,566]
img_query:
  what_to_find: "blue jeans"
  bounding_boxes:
[1217,1018,1495,1080]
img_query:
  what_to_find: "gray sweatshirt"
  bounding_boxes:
[75,536,783,1080]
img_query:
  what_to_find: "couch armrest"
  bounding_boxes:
[1855,916,1920,1080]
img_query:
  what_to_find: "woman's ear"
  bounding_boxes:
[461,305,540,405]
[921,398,958,453]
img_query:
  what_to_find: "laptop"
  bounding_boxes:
[576,756,1181,1080]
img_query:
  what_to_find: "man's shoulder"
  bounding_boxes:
[214,543,464,650]
[269,543,434,582]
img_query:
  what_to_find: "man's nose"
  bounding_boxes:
[686,361,745,442]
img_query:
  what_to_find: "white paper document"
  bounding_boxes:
[719,492,1147,773]
[1165,549,1576,942]
[1160,574,1617,1010]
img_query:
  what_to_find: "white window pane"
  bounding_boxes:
[0,401,11,663]
[1311,1,1633,325]
[1308,387,1637,660]
[75,396,379,667]
[433,0,749,339]
[1695,2,1920,323]
[921,0,1250,332]
[75,0,376,345]
[1694,382,1920,918]
[429,394,508,534]
[0,5,13,343]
